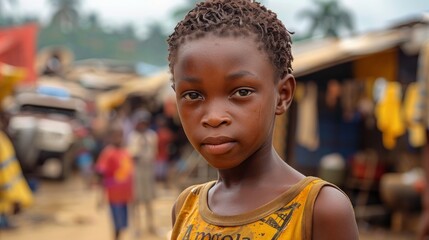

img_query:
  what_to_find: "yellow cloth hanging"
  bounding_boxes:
[403,82,426,147]
[0,63,26,111]
[375,82,405,149]
[0,131,33,214]
[417,41,429,129]
[294,82,305,102]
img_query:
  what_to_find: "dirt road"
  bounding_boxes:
[0,174,178,240]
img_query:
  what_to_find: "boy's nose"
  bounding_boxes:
[201,100,231,128]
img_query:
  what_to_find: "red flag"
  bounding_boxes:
[0,23,38,84]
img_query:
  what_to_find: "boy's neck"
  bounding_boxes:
[217,149,287,185]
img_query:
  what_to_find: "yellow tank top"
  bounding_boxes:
[171,177,337,240]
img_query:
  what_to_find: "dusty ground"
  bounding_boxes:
[0,174,417,240]
[0,174,177,240]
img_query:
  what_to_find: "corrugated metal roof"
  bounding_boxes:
[96,70,171,111]
[292,29,408,77]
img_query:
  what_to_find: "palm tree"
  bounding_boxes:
[298,0,354,38]
[80,12,102,32]
[49,0,80,32]
[87,12,99,29]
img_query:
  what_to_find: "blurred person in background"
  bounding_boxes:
[0,110,33,230]
[154,115,173,186]
[42,51,63,76]
[95,124,133,240]
[75,127,96,189]
[127,110,158,236]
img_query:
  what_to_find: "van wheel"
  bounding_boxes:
[13,128,39,172]
[58,147,75,181]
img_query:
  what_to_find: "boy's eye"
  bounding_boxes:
[233,88,253,97]
[183,91,203,100]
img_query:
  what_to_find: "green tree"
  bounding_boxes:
[49,0,80,32]
[299,0,354,38]
[121,24,136,39]
[84,12,100,29]
[38,0,173,65]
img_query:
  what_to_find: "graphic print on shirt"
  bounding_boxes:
[180,202,301,240]
[261,202,301,240]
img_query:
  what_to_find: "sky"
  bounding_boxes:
[5,0,429,37]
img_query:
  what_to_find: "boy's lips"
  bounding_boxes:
[201,136,234,145]
[201,136,236,155]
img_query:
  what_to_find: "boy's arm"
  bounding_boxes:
[171,201,178,227]
[94,146,111,174]
[312,186,359,240]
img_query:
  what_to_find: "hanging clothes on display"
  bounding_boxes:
[417,41,429,130]
[356,78,376,129]
[375,81,405,149]
[373,77,387,103]
[341,80,362,122]
[403,82,426,147]
[296,81,319,151]
[325,79,341,109]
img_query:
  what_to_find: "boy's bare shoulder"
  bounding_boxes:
[313,186,359,240]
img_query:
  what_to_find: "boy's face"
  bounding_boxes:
[110,129,124,147]
[136,121,149,132]
[173,34,294,169]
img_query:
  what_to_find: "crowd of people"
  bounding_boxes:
[0,90,183,240]
[90,105,182,240]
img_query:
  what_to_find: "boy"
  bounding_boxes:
[95,124,133,240]
[127,110,158,235]
[167,0,359,239]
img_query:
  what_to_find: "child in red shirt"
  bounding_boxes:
[96,125,133,240]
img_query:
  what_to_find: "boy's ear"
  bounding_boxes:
[275,74,296,115]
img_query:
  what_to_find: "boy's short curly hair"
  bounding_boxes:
[167,0,293,80]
